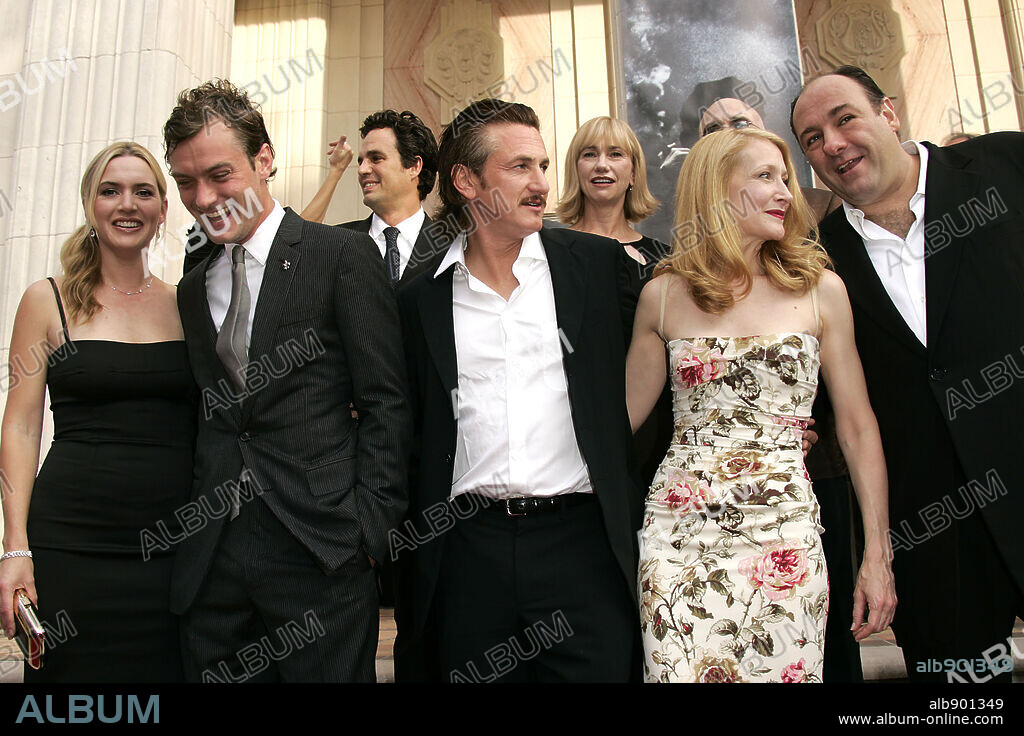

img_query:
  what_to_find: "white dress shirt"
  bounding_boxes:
[843,141,929,345]
[206,201,286,349]
[434,231,593,499]
[369,208,425,278]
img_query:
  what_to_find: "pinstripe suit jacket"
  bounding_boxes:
[171,208,411,614]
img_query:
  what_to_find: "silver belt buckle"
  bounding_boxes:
[505,498,526,517]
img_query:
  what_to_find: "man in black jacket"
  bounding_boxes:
[395,99,641,682]
[792,65,1024,682]
[337,109,447,286]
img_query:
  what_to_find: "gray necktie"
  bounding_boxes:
[216,244,250,520]
[216,245,250,392]
[383,226,401,287]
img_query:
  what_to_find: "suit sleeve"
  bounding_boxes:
[334,233,412,563]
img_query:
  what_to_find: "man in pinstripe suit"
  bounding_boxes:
[165,80,410,682]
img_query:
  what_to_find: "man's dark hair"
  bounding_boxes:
[163,79,277,177]
[790,65,887,138]
[436,98,541,232]
[360,110,438,201]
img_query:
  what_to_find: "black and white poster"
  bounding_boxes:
[614,0,813,242]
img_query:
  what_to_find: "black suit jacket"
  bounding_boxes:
[818,133,1024,634]
[172,208,411,613]
[338,212,449,285]
[393,226,641,679]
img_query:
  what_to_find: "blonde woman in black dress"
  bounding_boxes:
[557,115,666,287]
[0,142,194,681]
[558,117,672,485]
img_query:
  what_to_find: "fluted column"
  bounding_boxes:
[0,0,234,513]
[231,0,333,224]
[0,0,234,339]
[1000,0,1024,126]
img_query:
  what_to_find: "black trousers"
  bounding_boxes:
[181,497,379,682]
[436,494,637,683]
[895,506,1023,684]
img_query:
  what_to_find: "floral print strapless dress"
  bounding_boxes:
[639,334,828,683]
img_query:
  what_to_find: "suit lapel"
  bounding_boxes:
[921,143,972,347]
[542,230,585,353]
[418,266,458,394]
[402,215,439,284]
[180,245,243,423]
[821,213,925,355]
[244,209,301,421]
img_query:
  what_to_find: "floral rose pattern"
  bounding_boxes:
[739,542,811,602]
[673,344,727,389]
[781,658,808,683]
[640,333,827,683]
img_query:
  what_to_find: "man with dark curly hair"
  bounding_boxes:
[337,110,446,286]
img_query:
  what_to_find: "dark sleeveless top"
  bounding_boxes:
[27,278,197,554]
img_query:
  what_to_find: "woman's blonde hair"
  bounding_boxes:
[60,142,167,322]
[556,116,659,225]
[658,127,829,314]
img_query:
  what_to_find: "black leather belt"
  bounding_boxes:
[468,493,596,517]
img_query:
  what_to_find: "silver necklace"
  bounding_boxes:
[106,276,154,296]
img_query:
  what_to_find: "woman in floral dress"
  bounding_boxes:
[625,127,896,682]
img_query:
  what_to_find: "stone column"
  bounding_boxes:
[1000,0,1024,126]
[0,0,234,333]
[0,1,234,521]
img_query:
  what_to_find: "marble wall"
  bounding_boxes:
[794,0,1023,146]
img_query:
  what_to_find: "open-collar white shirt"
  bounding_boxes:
[842,140,929,346]
[434,231,593,499]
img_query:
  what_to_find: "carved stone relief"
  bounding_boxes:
[817,0,905,71]
[424,0,505,122]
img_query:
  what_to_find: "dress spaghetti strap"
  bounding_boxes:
[658,276,669,342]
[47,277,71,345]
[810,284,821,340]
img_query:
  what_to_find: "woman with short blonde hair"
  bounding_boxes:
[558,116,671,488]
[557,116,663,274]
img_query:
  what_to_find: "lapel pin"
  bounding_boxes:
[281,259,291,270]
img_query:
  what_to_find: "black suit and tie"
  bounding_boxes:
[338,212,449,286]
[394,226,642,682]
[818,133,1024,680]
[174,207,410,682]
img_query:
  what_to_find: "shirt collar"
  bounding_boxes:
[842,140,928,228]
[434,230,546,278]
[220,200,285,265]
[370,207,426,243]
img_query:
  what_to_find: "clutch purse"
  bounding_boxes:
[13,590,45,670]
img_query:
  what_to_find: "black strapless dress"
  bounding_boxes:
[23,279,195,682]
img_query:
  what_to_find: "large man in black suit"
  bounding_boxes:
[792,66,1024,682]
[164,80,410,682]
[395,99,641,682]
[338,110,446,286]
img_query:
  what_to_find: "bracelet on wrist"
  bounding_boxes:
[0,550,32,562]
